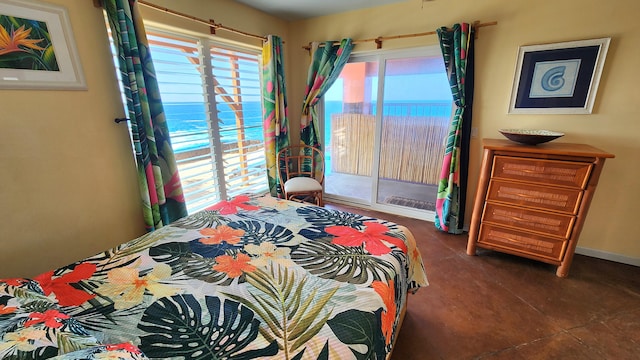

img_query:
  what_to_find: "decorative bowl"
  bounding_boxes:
[498,129,565,145]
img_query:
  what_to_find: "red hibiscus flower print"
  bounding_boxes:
[199,226,244,245]
[106,342,142,354]
[1,278,26,286]
[205,195,259,215]
[213,253,256,278]
[34,263,96,306]
[24,309,70,329]
[326,222,408,256]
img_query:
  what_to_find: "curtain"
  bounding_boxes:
[435,23,475,234]
[300,39,354,148]
[104,0,187,231]
[261,35,290,197]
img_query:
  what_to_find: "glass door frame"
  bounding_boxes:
[321,46,447,222]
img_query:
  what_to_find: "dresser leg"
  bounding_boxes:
[556,266,569,277]
[556,252,575,277]
[466,241,477,256]
[466,148,492,256]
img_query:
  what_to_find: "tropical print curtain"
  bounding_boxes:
[104,0,187,231]
[300,39,354,148]
[261,35,290,197]
[435,23,475,234]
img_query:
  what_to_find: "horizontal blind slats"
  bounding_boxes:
[125,27,267,214]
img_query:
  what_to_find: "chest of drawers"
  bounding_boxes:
[466,139,614,277]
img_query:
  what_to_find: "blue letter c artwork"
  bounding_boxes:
[529,59,581,98]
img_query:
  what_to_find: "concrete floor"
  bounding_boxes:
[325,172,438,211]
[326,203,640,360]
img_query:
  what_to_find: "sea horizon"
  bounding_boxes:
[164,100,452,153]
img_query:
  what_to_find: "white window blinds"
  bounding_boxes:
[142,30,268,214]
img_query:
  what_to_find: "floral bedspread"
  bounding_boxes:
[1,195,428,359]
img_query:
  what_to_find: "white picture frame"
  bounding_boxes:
[0,0,86,90]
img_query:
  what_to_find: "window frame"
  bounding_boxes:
[113,23,268,214]
[321,45,452,221]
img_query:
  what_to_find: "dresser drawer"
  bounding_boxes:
[487,179,583,214]
[467,139,613,277]
[492,156,592,188]
[478,224,568,263]
[482,203,575,239]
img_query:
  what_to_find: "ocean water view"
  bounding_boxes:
[164,100,452,153]
[324,100,452,121]
[164,101,263,153]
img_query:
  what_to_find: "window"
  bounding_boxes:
[109,26,267,214]
[323,48,452,218]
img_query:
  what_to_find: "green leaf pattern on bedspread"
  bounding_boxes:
[1,195,428,359]
[328,309,387,360]
[291,240,397,284]
[225,264,339,359]
[138,295,278,359]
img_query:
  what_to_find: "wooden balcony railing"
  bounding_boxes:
[330,113,449,185]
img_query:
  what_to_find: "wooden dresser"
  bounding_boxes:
[467,139,614,277]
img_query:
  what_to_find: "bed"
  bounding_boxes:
[1,195,428,359]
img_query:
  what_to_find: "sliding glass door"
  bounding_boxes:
[323,47,452,218]
[323,60,379,203]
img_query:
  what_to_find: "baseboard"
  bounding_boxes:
[575,246,640,267]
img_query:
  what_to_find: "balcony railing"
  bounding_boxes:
[329,110,450,185]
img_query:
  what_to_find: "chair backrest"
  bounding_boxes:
[277,144,325,185]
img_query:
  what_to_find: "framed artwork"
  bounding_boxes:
[0,0,86,90]
[508,37,610,114]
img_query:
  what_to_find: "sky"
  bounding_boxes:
[325,73,452,102]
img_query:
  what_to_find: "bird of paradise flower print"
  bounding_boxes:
[0,15,59,71]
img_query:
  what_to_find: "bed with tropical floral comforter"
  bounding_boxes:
[1,195,428,359]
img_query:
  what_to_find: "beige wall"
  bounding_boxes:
[0,0,637,278]
[286,0,640,261]
[140,0,289,50]
[0,0,287,277]
[0,0,142,277]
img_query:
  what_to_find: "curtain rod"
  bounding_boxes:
[93,0,267,42]
[302,20,497,51]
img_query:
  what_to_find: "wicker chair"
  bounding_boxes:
[277,144,324,206]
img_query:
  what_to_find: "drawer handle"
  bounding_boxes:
[492,210,526,222]
[493,235,520,244]
[499,191,537,198]
[506,214,525,222]
[514,192,537,198]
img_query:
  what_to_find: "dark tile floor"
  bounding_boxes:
[326,203,640,360]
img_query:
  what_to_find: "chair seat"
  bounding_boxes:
[284,177,322,193]
[277,144,325,206]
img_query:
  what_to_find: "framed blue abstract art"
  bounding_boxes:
[508,37,610,114]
